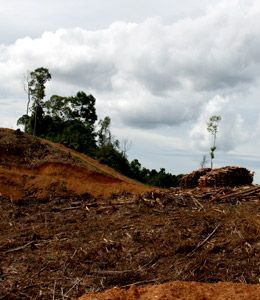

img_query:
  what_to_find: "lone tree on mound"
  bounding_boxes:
[207,115,221,169]
[18,67,51,135]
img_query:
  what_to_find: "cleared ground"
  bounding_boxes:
[0,129,259,299]
[1,187,260,299]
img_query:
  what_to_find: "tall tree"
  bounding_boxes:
[28,67,51,135]
[97,116,113,147]
[44,92,98,154]
[18,67,51,135]
[207,115,221,169]
[45,92,97,125]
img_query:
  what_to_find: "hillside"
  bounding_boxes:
[0,128,260,299]
[0,128,149,200]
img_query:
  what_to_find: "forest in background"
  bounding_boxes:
[17,67,183,188]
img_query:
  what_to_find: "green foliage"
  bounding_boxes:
[28,67,52,107]
[128,160,183,188]
[95,117,131,175]
[17,67,98,155]
[17,67,183,188]
[43,91,98,154]
[96,144,132,176]
[207,115,221,169]
[45,92,97,125]
[207,115,221,135]
[17,67,52,135]
[97,116,113,147]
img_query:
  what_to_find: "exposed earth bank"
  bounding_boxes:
[79,281,260,300]
[0,128,148,200]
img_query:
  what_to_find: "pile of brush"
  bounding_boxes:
[199,166,254,187]
[180,168,211,188]
[181,166,254,188]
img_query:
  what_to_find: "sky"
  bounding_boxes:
[1,0,260,181]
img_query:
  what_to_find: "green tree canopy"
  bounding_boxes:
[18,67,51,135]
[17,67,183,188]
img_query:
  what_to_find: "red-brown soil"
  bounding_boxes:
[0,128,149,199]
[0,128,260,299]
[80,281,260,299]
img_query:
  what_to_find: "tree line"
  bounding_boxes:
[17,67,183,188]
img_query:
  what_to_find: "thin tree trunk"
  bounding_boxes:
[26,90,30,115]
[211,132,217,169]
[33,106,37,136]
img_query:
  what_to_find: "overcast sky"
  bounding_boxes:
[1,0,260,181]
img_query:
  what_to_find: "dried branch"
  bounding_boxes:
[218,186,260,200]
[64,278,82,297]
[121,278,159,288]
[188,224,220,256]
[52,281,56,300]
[91,269,133,276]
[5,241,34,253]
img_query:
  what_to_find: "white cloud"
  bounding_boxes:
[190,95,249,152]
[1,0,260,160]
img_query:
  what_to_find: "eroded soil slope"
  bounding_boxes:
[0,128,147,199]
[1,186,260,299]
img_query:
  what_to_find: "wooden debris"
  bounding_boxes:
[181,166,254,188]
[5,241,34,253]
[180,168,211,188]
[188,224,220,256]
[216,185,260,201]
[199,166,254,188]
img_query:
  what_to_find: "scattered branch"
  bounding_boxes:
[188,224,220,256]
[121,278,159,288]
[5,241,34,253]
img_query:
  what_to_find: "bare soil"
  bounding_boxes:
[79,281,260,300]
[0,128,148,200]
[0,129,260,299]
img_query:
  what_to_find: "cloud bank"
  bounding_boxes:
[1,0,260,153]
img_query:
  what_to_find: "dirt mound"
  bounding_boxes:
[181,167,253,188]
[0,128,77,166]
[1,186,260,299]
[0,128,147,199]
[80,281,260,300]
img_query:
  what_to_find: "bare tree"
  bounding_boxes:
[200,154,208,169]
[24,73,31,116]
[121,138,133,157]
